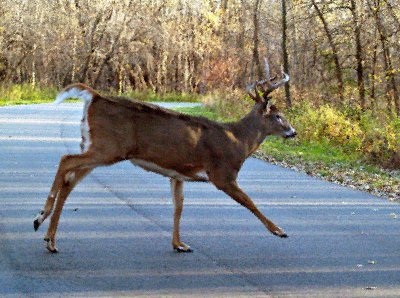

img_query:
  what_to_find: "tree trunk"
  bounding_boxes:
[369,0,400,116]
[252,0,263,80]
[235,0,247,87]
[281,0,292,108]
[311,0,344,102]
[350,0,365,110]
[370,36,378,108]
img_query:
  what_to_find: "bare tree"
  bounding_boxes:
[311,0,344,102]
[281,0,292,108]
[350,0,366,110]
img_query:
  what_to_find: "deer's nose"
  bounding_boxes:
[284,128,297,138]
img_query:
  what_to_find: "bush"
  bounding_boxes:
[289,103,363,153]
[360,112,400,167]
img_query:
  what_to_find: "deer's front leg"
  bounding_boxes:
[213,179,287,238]
[171,179,192,253]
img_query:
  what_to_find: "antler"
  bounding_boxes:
[247,57,290,103]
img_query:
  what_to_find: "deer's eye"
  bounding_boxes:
[275,115,284,124]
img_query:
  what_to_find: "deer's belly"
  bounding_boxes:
[129,158,208,182]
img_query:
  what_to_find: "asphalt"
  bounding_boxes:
[0,102,400,297]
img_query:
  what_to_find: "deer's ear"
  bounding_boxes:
[266,102,278,114]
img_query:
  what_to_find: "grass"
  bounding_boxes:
[118,90,202,103]
[0,84,202,106]
[0,84,57,106]
[174,106,221,120]
[261,138,358,165]
[175,105,399,200]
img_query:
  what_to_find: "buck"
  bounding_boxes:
[34,59,296,253]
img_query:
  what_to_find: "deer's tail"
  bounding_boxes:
[54,83,99,105]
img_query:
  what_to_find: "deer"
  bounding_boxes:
[33,58,296,253]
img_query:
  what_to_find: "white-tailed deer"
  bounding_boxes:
[34,59,296,253]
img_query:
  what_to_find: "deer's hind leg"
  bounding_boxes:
[171,179,192,253]
[43,167,93,253]
[34,151,116,252]
[34,152,98,232]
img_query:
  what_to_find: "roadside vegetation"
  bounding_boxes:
[0,84,201,106]
[0,84,57,106]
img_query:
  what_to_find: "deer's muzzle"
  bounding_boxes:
[284,128,297,138]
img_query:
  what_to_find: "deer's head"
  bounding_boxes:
[247,58,296,139]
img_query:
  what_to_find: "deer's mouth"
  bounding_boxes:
[284,128,297,138]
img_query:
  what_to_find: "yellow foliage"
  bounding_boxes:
[291,104,363,152]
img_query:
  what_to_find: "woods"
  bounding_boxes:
[0,0,399,116]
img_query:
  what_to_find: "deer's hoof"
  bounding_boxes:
[272,228,288,238]
[173,242,193,253]
[44,238,58,253]
[175,246,193,253]
[33,219,40,231]
[33,210,45,231]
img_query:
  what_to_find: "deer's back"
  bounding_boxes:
[86,96,244,172]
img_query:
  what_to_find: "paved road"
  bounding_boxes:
[1,102,400,297]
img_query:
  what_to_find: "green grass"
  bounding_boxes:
[116,90,202,103]
[0,84,203,106]
[0,84,57,106]
[176,105,361,164]
[261,138,359,165]
[174,106,221,120]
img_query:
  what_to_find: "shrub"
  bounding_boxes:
[289,103,363,152]
[360,112,400,167]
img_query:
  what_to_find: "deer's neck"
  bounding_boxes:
[229,109,268,157]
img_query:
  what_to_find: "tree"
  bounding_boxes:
[350,0,366,110]
[311,0,344,102]
[281,0,292,108]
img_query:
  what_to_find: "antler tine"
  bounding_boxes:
[246,57,289,102]
[270,66,290,89]
[264,57,271,82]
[246,82,264,103]
[264,60,290,94]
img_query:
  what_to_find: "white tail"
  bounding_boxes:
[54,83,97,104]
